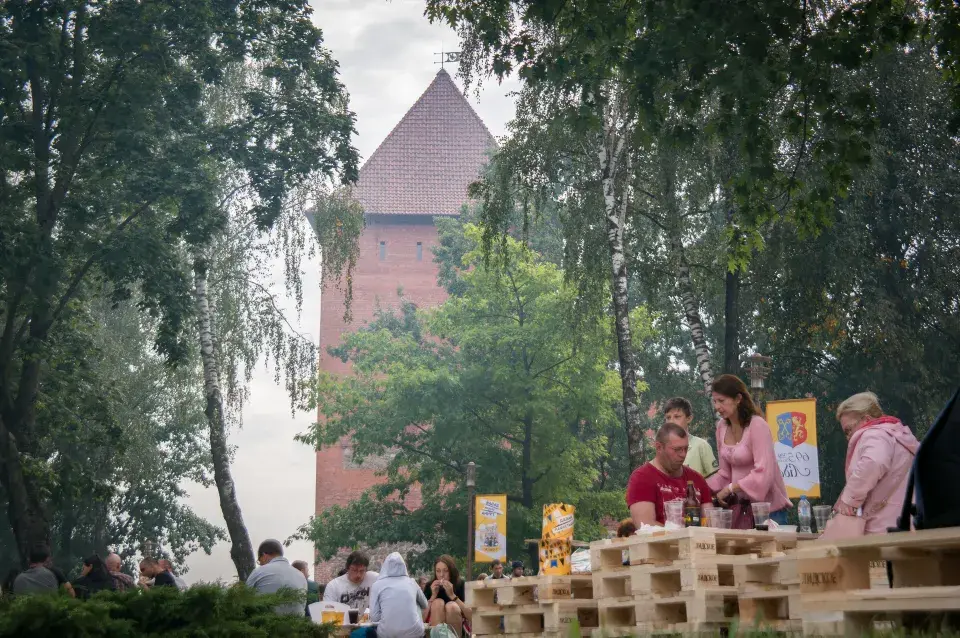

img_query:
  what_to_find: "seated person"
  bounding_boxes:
[423,555,471,637]
[324,551,378,612]
[626,422,712,526]
[72,555,116,599]
[245,539,308,616]
[369,552,428,638]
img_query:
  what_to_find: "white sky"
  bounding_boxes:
[181,0,519,583]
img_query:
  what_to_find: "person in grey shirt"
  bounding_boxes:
[13,545,59,595]
[245,539,307,616]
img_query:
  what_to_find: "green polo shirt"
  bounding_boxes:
[684,434,719,478]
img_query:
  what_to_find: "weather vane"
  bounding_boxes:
[434,44,461,69]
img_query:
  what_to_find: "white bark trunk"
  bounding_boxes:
[194,259,256,582]
[599,84,646,470]
[670,237,714,396]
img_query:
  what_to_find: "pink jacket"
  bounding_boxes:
[839,416,919,534]
[707,415,792,512]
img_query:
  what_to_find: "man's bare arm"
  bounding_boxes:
[630,501,660,528]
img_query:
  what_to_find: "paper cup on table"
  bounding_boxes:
[664,499,684,526]
[714,509,733,529]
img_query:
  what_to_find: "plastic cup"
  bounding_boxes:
[751,502,771,529]
[664,499,684,526]
[714,509,733,529]
[701,504,717,528]
[813,505,832,534]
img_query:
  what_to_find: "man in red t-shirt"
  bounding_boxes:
[627,422,713,526]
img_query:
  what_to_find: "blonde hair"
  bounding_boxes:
[836,392,883,421]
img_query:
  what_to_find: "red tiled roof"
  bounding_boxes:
[354,69,496,216]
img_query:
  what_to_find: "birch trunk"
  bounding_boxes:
[670,238,714,396]
[193,259,256,582]
[599,86,646,471]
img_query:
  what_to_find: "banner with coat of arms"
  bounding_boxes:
[765,398,820,498]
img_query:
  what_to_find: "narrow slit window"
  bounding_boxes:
[416,242,423,261]
[379,241,386,260]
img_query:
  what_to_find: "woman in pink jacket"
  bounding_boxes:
[707,375,792,525]
[834,392,919,534]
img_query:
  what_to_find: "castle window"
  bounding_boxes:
[379,241,386,260]
[416,242,423,261]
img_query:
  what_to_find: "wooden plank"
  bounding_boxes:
[630,562,739,598]
[803,585,960,613]
[795,527,960,557]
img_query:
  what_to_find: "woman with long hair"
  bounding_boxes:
[706,374,792,525]
[832,392,918,535]
[422,555,471,637]
[72,554,117,600]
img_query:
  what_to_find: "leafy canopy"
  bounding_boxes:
[299,226,635,567]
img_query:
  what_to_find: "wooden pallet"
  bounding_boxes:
[598,589,741,632]
[631,559,741,598]
[472,600,599,635]
[795,527,960,635]
[591,528,803,572]
[796,526,960,595]
[467,575,594,607]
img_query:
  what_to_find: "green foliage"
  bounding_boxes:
[0,0,359,560]
[0,585,327,638]
[299,227,640,566]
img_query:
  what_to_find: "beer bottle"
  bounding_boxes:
[684,480,701,527]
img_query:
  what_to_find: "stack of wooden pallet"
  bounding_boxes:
[590,527,806,636]
[466,575,599,638]
[797,527,960,636]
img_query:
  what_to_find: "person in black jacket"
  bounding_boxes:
[72,555,117,600]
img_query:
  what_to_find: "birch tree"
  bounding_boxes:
[190,62,363,580]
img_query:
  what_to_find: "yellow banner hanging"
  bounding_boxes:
[766,398,821,498]
[475,494,507,563]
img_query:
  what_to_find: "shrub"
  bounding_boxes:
[0,584,332,637]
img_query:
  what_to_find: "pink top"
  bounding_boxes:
[840,416,918,534]
[707,415,792,512]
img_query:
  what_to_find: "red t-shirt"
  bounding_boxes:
[626,462,713,524]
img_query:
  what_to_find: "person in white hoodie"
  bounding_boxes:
[369,553,428,638]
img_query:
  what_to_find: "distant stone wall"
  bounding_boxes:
[313,541,427,583]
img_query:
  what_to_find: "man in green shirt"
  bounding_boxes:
[664,397,719,478]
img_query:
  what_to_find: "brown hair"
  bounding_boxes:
[711,374,760,426]
[617,518,637,538]
[434,554,461,585]
[663,397,693,418]
[655,422,689,445]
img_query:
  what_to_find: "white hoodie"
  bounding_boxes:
[369,553,428,638]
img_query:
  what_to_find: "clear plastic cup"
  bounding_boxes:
[813,505,833,534]
[701,504,718,527]
[751,502,771,529]
[664,499,684,526]
[714,509,733,529]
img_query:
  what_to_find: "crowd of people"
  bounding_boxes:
[1,372,921,638]
[625,374,920,536]
[2,545,189,600]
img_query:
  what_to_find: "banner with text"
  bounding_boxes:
[475,494,507,563]
[766,398,821,498]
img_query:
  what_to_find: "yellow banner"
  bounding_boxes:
[475,494,507,563]
[766,398,821,498]
[542,503,575,541]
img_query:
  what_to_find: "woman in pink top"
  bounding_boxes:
[707,375,792,524]
[835,392,919,535]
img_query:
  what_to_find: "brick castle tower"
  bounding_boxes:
[314,69,495,574]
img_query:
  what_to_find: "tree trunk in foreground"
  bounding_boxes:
[194,259,256,582]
